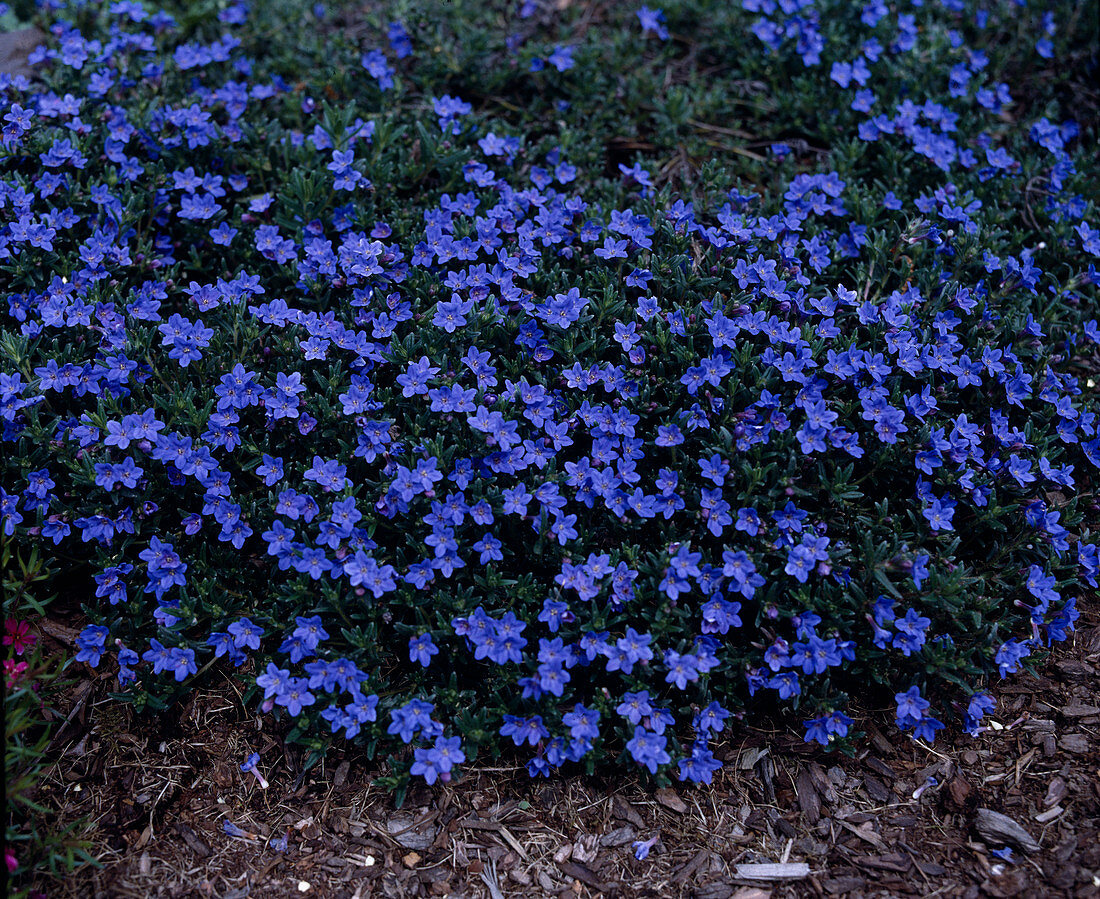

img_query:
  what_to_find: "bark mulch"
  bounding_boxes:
[20,597,1100,899]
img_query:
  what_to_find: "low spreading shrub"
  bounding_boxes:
[1,0,1097,802]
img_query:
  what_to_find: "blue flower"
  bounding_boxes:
[408,633,439,667]
[228,617,264,651]
[995,640,1031,677]
[276,678,316,717]
[626,727,670,774]
[803,715,831,746]
[895,686,929,727]
[388,699,439,744]
[75,624,109,666]
[411,735,466,784]
[637,6,669,40]
[633,834,659,860]
[168,647,197,682]
[678,745,722,784]
[500,714,548,747]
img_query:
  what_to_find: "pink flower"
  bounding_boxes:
[5,847,17,874]
[4,659,29,689]
[3,619,37,656]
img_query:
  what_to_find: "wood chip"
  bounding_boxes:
[838,820,886,850]
[385,815,436,850]
[134,824,153,851]
[947,776,976,810]
[0,27,45,79]
[40,619,83,645]
[556,859,612,892]
[796,769,822,825]
[864,756,897,780]
[500,826,529,860]
[867,727,893,755]
[1061,700,1100,717]
[611,795,645,828]
[1035,806,1064,824]
[402,852,421,868]
[734,862,810,880]
[1059,733,1089,754]
[672,849,709,884]
[600,826,635,847]
[808,762,836,803]
[693,882,735,899]
[756,755,776,803]
[174,824,211,858]
[974,808,1041,854]
[655,788,688,814]
[854,852,910,873]
[738,747,769,770]
[862,775,892,803]
[1043,776,1069,808]
[824,875,865,894]
[459,815,501,831]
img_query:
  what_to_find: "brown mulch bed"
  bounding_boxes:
[19,598,1100,899]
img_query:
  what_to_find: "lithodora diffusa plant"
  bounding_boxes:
[0,0,1097,797]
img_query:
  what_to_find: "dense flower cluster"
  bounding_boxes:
[1,0,1097,789]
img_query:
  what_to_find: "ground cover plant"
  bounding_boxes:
[1,0,1098,884]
